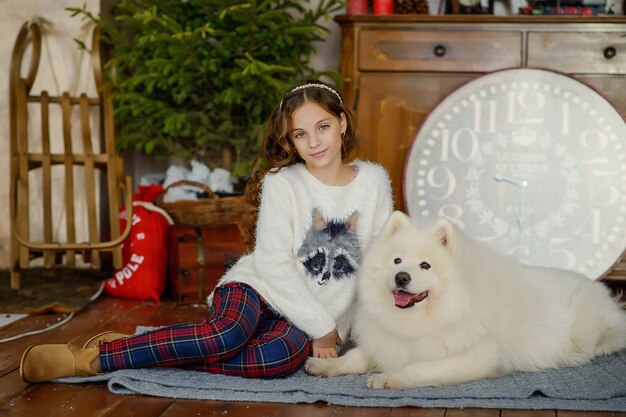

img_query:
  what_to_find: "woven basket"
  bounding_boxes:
[155,180,245,225]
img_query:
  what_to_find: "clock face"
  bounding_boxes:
[404,68,626,280]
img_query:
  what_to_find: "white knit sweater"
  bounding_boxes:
[210,160,393,340]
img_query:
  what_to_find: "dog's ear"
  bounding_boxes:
[380,211,411,240]
[432,217,454,251]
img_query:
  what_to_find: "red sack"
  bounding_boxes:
[104,186,173,302]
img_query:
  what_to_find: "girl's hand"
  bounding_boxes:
[312,329,342,358]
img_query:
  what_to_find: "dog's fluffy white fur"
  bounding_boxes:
[306,211,626,389]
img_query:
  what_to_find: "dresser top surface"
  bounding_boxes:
[335,14,626,25]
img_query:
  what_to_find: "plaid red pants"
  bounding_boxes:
[99,282,311,378]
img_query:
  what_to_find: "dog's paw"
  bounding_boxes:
[305,357,343,377]
[367,373,406,390]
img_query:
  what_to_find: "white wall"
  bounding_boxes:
[0,0,100,268]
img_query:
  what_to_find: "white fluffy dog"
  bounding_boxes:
[306,211,626,389]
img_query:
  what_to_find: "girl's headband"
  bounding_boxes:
[280,83,343,109]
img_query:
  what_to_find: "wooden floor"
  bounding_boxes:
[1,282,625,417]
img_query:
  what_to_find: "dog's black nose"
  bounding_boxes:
[395,272,411,287]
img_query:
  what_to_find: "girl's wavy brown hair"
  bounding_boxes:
[238,81,358,252]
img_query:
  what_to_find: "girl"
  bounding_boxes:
[20,81,393,382]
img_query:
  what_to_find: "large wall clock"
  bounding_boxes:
[404,67,626,281]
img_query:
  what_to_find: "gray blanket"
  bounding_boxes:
[61,349,626,411]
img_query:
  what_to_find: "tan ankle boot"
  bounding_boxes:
[83,331,131,348]
[20,344,100,383]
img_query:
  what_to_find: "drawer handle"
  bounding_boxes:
[603,46,616,60]
[434,44,447,58]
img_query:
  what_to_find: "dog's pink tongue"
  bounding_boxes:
[394,290,414,308]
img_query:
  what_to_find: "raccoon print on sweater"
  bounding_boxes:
[211,160,393,340]
[298,208,361,286]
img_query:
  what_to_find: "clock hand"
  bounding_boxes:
[493,173,528,231]
[519,182,527,231]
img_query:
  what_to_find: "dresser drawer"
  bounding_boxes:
[359,29,522,72]
[167,224,243,304]
[528,32,626,74]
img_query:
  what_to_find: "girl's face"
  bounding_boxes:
[290,101,347,178]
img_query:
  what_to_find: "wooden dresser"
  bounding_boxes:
[335,15,626,281]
